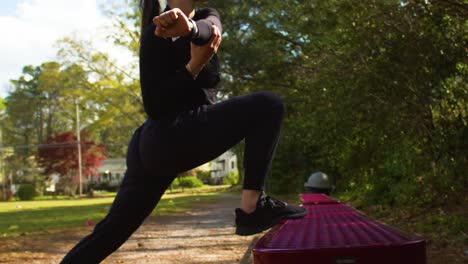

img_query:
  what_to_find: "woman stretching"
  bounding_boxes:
[60,0,306,262]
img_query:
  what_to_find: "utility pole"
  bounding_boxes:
[75,100,83,196]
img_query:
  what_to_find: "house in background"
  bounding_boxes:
[45,173,60,192]
[83,150,238,188]
[210,150,238,184]
[86,158,126,187]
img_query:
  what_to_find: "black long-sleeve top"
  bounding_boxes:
[139,5,223,121]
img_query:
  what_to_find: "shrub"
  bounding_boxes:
[178,176,203,188]
[95,182,119,192]
[17,184,36,201]
[223,170,240,186]
[196,170,211,184]
[170,177,180,189]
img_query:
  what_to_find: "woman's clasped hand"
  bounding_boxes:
[153,8,193,38]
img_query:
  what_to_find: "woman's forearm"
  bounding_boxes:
[191,8,223,45]
[186,60,205,79]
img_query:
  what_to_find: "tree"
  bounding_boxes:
[3,0,464,207]
[0,96,5,112]
[56,36,145,157]
[37,129,106,195]
[206,0,467,206]
[1,62,97,182]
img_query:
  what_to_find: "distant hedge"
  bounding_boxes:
[17,184,36,201]
[178,176,203,188]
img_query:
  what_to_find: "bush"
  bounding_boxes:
[223,170,240,186]
[17,184,36,201]
[196,170,212,184]
[100,182,120,192]
[170,177,180,189]
[178,176,203,188]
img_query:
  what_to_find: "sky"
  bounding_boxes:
[0,0,134,98]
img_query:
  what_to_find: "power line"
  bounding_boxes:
[0,142,128,150]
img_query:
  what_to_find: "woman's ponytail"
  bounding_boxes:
[139,0,162,39]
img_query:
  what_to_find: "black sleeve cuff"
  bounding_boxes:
[191,20,212,46]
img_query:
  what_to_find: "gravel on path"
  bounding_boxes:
[0,193,262,264]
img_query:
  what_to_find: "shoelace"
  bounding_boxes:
[260,192,287,209]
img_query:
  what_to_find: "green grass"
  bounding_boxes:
[152,192,219,216]
[31,191,117,201]
[0,190,224,237]
[164,184,230,194]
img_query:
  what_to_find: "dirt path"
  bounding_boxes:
[1,193,464,263]
[0,193,260,264]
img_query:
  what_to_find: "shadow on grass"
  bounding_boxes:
[0,192,222,237]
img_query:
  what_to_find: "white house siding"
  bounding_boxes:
[210,150,238,182]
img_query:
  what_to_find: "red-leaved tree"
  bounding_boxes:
[37,129,106,195]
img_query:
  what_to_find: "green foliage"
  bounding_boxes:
[208,0,467,207]
[1,0,465,211]
[415,213,467,238]
[56,37,145,157]
[196,170,212,184]
[170,177,180,189]
[178,176,204,188]
[0,96,5,112]
[223,170,240,186]
[336,187,467,253]
[17,184,36,201]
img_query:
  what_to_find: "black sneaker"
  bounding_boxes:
[235,191,307,236]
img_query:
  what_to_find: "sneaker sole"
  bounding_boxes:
[235,210,307,236]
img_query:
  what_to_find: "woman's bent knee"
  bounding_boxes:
[253,91,285,114]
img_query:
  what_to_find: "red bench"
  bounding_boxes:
[253,193,426,264]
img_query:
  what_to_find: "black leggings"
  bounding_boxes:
[59,90,285,263]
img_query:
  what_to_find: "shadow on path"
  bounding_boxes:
[0,193,264,264]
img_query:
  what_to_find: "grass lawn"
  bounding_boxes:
[0,187,228,237]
